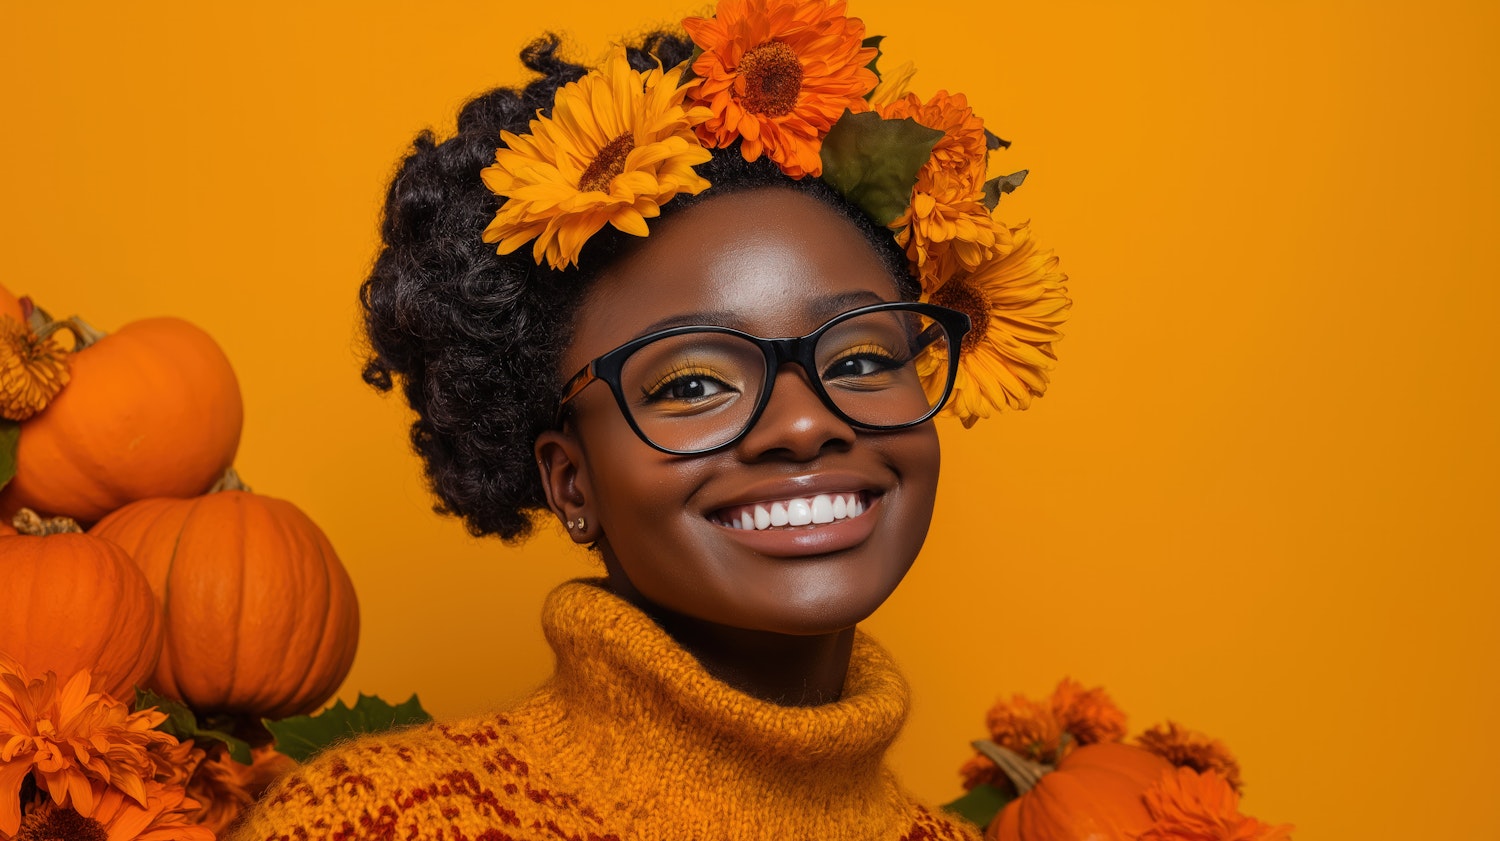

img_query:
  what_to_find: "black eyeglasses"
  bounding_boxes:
[557,302,971,455]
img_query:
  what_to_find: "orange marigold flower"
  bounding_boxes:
[684,0,878,177]
[958,753,1001,791]
[183,742,293,834]
[0,660,175,836]
[984,693,1065,764]
[1137,767,1294,841]
[918,222,1071,426]
[1050,678,1127,747]
[1138,721,1245,793]
[881,90,1007,293]
[0,314,70,421]
[16,779,215,841]
[481,48,713,270]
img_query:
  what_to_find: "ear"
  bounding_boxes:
[535,428,596,544]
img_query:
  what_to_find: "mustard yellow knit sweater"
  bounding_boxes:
[230,579,981,841]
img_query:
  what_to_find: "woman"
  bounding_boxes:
[231,3,1067,837]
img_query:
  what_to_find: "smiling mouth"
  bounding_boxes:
[709,492,872,531]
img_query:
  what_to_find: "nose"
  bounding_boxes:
[734,362,855,461]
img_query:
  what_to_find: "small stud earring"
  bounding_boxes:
[568,517,586,531]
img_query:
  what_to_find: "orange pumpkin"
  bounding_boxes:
[0,316,242,524]
[989,742,1174,841]
[0,513,164,700]
[92,486,359,719]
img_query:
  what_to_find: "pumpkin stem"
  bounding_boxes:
[13,507,83,536]
[210,466,252,493]
[35,315,107,351]
[973,740,1054,795]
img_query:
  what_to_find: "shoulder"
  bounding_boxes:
[227,709,610,841]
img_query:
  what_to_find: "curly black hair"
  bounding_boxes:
[360,31,916,542]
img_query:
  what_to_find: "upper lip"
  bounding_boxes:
[701,471,888,515]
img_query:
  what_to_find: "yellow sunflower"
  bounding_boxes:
[0,314,70,421]
[684,0,878,177]
[920,222,1070,427]
[481,48,713,270]
[881,90,1007,294]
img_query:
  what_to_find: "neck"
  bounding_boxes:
[605,572,855,706]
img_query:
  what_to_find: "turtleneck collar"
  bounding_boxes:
[513,578,915,835]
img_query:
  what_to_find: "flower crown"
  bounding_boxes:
[480,0,1071,427]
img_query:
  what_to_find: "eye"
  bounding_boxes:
[823,342,907,380]
[641,364,736,404]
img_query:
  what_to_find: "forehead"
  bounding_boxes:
[567,188,901,368]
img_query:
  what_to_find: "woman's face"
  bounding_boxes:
[538,188,940,636]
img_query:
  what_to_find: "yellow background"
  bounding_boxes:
[4,1,1497,837]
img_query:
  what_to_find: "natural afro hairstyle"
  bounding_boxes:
[360,30,914,542]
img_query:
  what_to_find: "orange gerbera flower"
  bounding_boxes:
[881,90,1007,294]
[0,314,70,421]
[984,693,1065,764]
[1138,722,1245,793]
[481,48,713,270]
[1050,678,1127,747]
[0,661,174,835]
[1137,767,1294,841]
[919,222,1070,427]
[15,779,215,841]
[684,0,878,177]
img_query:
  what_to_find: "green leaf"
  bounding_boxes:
[0,420,19,492]
[861,34,885,76]
[940,782,1015,830]
[134,688,252,764]
[982,169,1029,210]
[264,693,432,763]
[819,111,943,227]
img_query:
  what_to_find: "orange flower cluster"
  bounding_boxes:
[0,659,213,840]
[1138,721,1245,793]
[962,678,1127,788]
[480,0,1072,425]
[1137,767,1294,841]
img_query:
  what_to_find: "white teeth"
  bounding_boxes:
[811,494,834,524]
[716,493,867,531]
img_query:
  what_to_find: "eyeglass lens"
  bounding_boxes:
[618,308,952,452]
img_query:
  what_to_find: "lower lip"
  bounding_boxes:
[708,496,882,558]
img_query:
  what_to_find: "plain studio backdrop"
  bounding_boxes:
[3,2,1496,837]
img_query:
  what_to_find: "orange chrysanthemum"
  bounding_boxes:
[1137,767,1294,841]
[481,48,713,270]
[185,743,294,834]
[919,222,1070,427]
[0,315,70,421]
[958,753,1002,791]
[984,693,1065,765]
[684,0,878,177]
[1050,678,1127,748]
[881,90,1008,293]
[0,660,175,836]
[1138,722,1245,793]
[16,779,215,841]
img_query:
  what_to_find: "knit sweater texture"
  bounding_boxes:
[229,579,981,841]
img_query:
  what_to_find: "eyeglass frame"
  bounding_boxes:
[555,301,973,456]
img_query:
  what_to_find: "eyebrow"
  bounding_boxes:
[631,290,891,339]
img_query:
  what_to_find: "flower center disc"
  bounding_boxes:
[739,40,803,117]
[15,806,109,841]
[932,280,990,354]
[578,132,635,193]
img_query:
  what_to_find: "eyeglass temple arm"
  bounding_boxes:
[559,362,599,406]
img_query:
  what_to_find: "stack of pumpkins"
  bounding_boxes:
[0,280,359,724]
